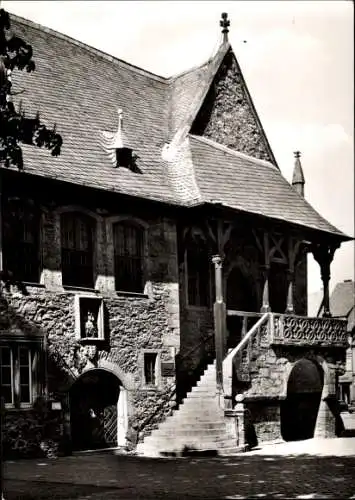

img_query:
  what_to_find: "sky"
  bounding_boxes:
[2,0,354,299]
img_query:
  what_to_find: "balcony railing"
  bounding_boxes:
[269,313,348,347]
[223,310,348,398]
[226,309,348,348]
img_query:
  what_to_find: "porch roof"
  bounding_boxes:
[189,135,350,240]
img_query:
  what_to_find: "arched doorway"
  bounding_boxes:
[70,369,124,451]
[226,265,257,348]
[281,359,324,441]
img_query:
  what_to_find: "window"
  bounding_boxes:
[186,232,211,307]
[3,199,40,282]
[144,352,158,386]
[113,221,144,292]
[61,212,94,288]
[0,344,39,408]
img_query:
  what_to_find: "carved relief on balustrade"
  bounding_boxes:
[271,314,347,347]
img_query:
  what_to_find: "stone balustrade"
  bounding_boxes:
[269,313,348,347]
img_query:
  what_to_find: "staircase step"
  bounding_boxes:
[180,402,223,412]
[191,386,218,393]
[183,393,220,401]
[158,419,226,430]
[139,438,236,456]
[149,428,230,438]
[137,360,242,458]
[141,435,235,448]
[161,422,227,432]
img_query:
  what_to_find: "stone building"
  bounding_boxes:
[0,12,352,458]
[318,280,355,407]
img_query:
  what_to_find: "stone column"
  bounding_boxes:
[212,255,227,394]
[285,271,294,314]
[0,170,3,273]
[260,265,271,313]
[351,333,355,403]
[311,243,340,317]
[224,394,247,450]
[314,364,338,438]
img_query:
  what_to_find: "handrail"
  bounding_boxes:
[177,332,215,363]
[227,310,264,318]
[223,312,270,397]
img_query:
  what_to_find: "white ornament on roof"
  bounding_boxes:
[100,108,125,158]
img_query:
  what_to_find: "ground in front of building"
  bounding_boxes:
[3,437,355,499]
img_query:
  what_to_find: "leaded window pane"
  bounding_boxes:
[113,222,144,292]
[61,212,94,288]
[3,199,40,282]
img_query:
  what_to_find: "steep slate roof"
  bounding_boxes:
[317,280,355,331]
[329,280,355,319]
[9,15,175,205]
[3,13,351,241]
[188,135,346,237]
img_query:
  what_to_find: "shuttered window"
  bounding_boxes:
[61,212,94,288]
[113,222,144,293]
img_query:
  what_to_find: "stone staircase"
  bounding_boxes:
[136,361,240,457]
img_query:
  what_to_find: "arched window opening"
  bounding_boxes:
[269,261,288,313]
[3,198,41,283]
[186,231,211,307]
[113,221,144,293]
[61,212,94,288]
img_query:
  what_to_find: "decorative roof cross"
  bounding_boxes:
[294,151,301,159]
[220,12,230,44]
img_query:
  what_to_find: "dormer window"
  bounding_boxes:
[100,108,140,173]
[116,147,133,169]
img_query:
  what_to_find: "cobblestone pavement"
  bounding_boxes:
[3,438,355,499]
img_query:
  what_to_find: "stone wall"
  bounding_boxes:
[245,400,282,443]
[191,49,274,164]
[236,326,346,443]
[0,196,181,457]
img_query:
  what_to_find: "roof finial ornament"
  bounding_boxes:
[292,150,305,197]
[114,107,123,148]
[220,12,230,44]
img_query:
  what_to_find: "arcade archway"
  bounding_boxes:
[281,358,324,441]
[70,369,126,451]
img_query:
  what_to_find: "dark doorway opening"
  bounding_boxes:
[226,266,257,349]
[70,369,120,451]
[281,359,324,441]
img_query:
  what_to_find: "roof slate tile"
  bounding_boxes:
[1,14,350,241]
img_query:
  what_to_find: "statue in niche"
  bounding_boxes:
[84,311,97,338]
